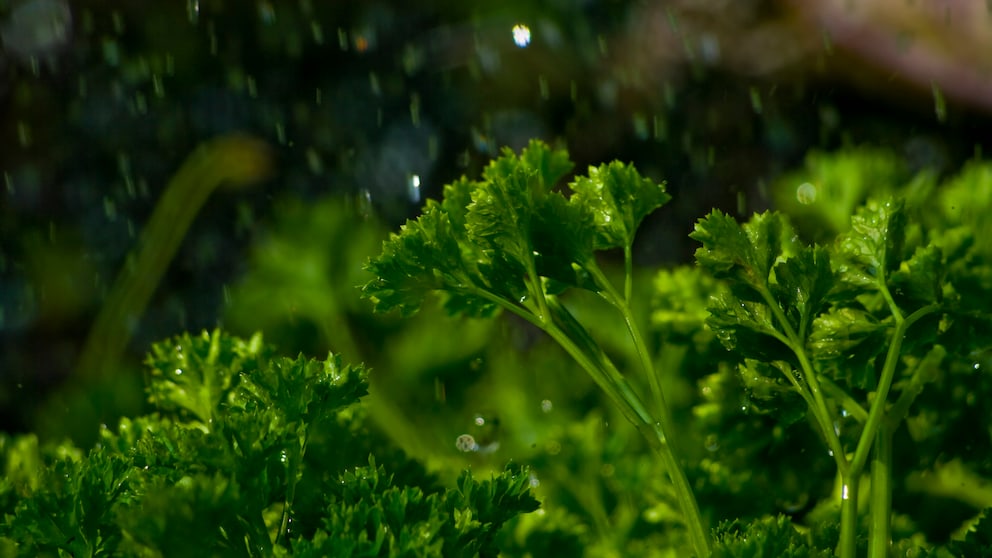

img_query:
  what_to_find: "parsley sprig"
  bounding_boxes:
[364,140,710,556]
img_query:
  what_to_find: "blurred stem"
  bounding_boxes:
[623,244,633,303]
[868,426,893,558]
[886,345,946,430]
[76,135,272,384]
[820,377,868,423]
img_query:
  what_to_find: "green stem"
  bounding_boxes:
[623,244,634,304]
[277,438,306,547]
[544,298,710,558]
[840,303,937,556]
[849,304,938,476]
[868,426,893,558]
[837,473,859,558]
[819,377,869,423]
[756,286,847,473]
[586,262,674,431]
[464,287,710,556]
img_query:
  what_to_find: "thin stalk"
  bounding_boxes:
[545,298,711,558]
[277,439,306,547]
[849,304,938,476]
[868,426,893,558]
[756,286,847,473]
[819,377,869,423]
[463,287,711,556]
[586,263,674,430]
[841,304,938,556]
[623,244,634,304]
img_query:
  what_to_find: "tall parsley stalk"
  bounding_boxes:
[363,141,711,557]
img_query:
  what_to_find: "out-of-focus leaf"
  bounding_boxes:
[890,245,944,306]
[712,515,832,557]
[808,307,889,390]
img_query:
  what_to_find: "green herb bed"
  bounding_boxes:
[4,142,992,557]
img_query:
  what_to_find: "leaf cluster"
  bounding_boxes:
[363,139,669,318]
[0,330,537,557]
[680,150,992,555]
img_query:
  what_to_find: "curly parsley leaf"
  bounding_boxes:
[365,140,670,318]
[691,211,832,362]
[2,331,539,557]
[771,245,834,342]
[835,198,906,292]
[570,160,671,250]
[144,329,269,424]
[808,308,888,390]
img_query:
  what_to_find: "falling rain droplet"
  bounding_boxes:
[407,174,421,203]
[511,24,531,48]
[632,113,649,140]
[456,434,478,452]
[749,87,763,114]
[16,122,31,147]
[796,182,817,205]
[932,82,947,123]
[187,0,199,24]
[357,188,373,218]
[257,1,275,24]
